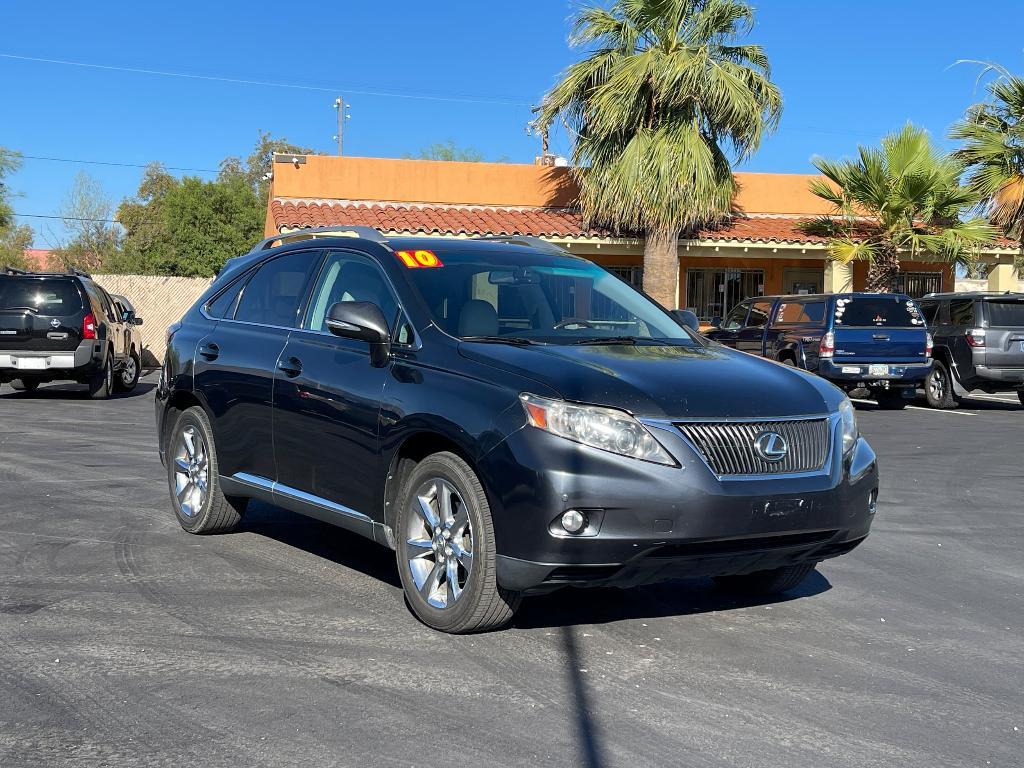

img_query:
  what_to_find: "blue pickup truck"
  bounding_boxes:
[704,292,933,409]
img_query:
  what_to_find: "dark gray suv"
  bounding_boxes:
[919,292,1024,408]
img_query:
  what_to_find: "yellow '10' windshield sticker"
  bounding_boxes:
[396,250,443,268]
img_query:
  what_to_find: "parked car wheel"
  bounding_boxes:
[873,389,908,410]
[395,452,520,634]
[166,406,247,534]
[87,352,113,400]
[115,350,141,392]
[9,378,40,392]
[714,562,816,596]
[924,360,960,409]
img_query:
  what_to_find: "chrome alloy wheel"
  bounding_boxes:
[928,366,946,401]
[121,356,137,386]
[406,478,474,609]
[173,426,209,517]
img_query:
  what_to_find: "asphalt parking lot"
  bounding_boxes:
[0,375,1021,768]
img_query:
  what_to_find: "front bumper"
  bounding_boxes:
[480,417,878,593]
[817,359,932,386]
[0,340,100,380]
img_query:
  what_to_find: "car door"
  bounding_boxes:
[946,298,976,378]
[272,249,407,518]
[706,301,751,347]
[193,248,322,483]
[99,288,128,362]
[735,299,773,354]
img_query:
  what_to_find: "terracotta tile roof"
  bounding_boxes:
[269,199,1022,249]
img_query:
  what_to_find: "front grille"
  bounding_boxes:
[677,418,830,476]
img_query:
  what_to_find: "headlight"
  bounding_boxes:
[520,393,675,465]
[838,397,858,455]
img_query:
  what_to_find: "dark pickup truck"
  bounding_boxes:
[705,292,932,409]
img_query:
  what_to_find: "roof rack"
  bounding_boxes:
[471,235,570,256]
[1,265,92,279]
[248,226,388,254]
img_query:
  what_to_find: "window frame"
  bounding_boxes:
[720,300,752,331]
[226,248,325,331]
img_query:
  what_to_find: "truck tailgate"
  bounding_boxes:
[832,327,929,363]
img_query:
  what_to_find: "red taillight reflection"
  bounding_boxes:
[926,333,933,358]
[82,313,96,340]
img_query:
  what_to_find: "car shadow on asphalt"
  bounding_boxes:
[514,570,832,629]
[0,381,157,399]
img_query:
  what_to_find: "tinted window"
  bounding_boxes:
[0,277,83,315]
[304,251,399,334]
[919,300,939,325]
[949,299,975,326]
[207,277,246,319]
[721,302,750,331]
[834,296,924,327]
[985,300,1024,327]
[747,301,774,328]
[774,300,826,326]
[235,250,320,327]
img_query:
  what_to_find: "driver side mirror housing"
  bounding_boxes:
[325,301,391,367]
[670,309,700,332]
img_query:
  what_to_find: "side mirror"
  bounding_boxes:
[670,309,700,332]
[132,316,144,326]
[325,301,391,367]
[710,316,723,329]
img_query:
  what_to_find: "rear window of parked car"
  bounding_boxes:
[985,300,1024,327]
[834,297,923,327]
[0,277,83,314]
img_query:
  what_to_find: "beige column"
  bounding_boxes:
[988,261,1019,292]
[823,261,853,293]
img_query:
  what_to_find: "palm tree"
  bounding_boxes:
[806,124,996,292]
[536,0,781,308]
[950,67,1024,242]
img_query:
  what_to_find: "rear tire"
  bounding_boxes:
[395,452,520,633]
[115,350,141,392]
[924,360,959,409]
[874,389,908,410]
[166,406,246,534]
[9,378,39,392]
[87,353,113,400]
[714,563,816,596]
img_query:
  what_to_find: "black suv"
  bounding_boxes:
[0,266,143,397]
[156,229,878,633]
[918,292,1024,408]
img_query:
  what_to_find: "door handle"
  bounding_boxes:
[872,334,890,341]
[277,356,302,377]
[198,342,220,360]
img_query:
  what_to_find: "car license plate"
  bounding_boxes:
[17,358,46,370]
[868,364,889,377]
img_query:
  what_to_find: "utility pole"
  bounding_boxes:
[333,97,351,156]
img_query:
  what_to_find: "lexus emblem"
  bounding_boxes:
[50,318,61,328]
[753,431,788,462]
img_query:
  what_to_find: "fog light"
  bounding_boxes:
[868,490,878,516]
[561,509,588,534]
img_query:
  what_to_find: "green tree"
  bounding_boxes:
[536,0,781,308]
[53,171,121,271]
[219,130,316,202]
[0,146,33,269]
[406,141,486,162]
[806,124,997,291]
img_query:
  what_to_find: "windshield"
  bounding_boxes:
[399,247,700,346]
[0,277,83,315]
[834,296,925,328]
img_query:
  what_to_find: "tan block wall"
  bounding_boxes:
[91,274,213,366]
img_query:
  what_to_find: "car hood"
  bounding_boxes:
[458,342,836,419]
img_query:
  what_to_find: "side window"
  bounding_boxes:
[775,300,826,326]
[747,301,774,329]
[949,299,975,326]
[235,250,321,328]
[721,302,750,331]
[303,251,401,337]
[919,301,939,325]
[206,277,247,319]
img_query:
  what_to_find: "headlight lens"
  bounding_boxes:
[838,397,858,455]
[520,393,675,465]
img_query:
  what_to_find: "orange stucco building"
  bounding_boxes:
[264,154,1020,318]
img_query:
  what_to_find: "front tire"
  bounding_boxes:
[714,563,817,596]
[9,378,39,393]
[924,360,959,409]
[166,406,247,534]
[115,350,141,392]
[395,452,520,633]
[87,353,113,400]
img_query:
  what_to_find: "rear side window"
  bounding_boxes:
[984,300,1024,327]
[949,299,975,326]
[0,277,83,315]
[234,250,321,328]
[834,297,924,327]
[206,278,246,319]
[774,300,826,326]
[919,300,939,325]
[747,301,774,328]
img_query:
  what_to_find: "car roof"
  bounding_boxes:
[756,292,911,302]
[922,291,1024,300]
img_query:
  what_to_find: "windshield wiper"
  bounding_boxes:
[571,336,643,346]
[461,335,541,346]
[1,306,39,313]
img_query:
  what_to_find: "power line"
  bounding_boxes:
[0,53,534,107]
[15,213,123,224]
[19,154,219,174]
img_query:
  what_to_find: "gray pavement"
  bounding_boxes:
[0,374,1021,767]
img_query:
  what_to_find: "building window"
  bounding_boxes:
[606,265,643,288]
[685,268,765,321]
[890,272,942,298]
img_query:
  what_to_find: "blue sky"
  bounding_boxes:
[3,0,1023,247]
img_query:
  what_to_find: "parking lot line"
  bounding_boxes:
[850,398,978,415]
[964,393,1021,403]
